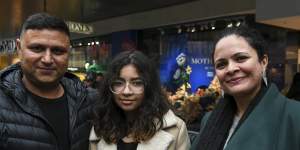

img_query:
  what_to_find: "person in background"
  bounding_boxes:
[0,13,96,150]
[89,50,190,150]
[286,72,300,100]
[84,71,103,89]
[85,61,105,89]
[84,71,97,88]
[191,26,300,150]
[195,85,208,97]
[95,72,104,87]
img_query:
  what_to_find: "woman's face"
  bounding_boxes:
[213,34,268,97]
[112,64,145,112]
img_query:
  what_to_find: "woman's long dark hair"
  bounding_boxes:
[93,50,170,143]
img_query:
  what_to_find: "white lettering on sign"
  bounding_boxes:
[0,39,16,54]
[191,58,213,64]
[66,21,94,34]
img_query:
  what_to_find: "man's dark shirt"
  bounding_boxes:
[30,92,70,150]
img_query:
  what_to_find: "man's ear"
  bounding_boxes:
[16,38,22,56]
[261,54,268,70]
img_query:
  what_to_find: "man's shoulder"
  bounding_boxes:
[61,72,98,105]
[0,89,12,104]
[61,72,82,85]
[87,87,99,95]
[86,87,99,104]
[0,87,20,118]
[61,72,85,92]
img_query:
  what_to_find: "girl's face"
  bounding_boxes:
[112,64,145,112]
[213,34,268,97]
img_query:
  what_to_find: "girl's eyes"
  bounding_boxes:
[131,80,144,86]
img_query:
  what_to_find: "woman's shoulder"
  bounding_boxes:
[284,98,300,117]
[274,96,300,131]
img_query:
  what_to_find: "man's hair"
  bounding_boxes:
[20,13,70,37]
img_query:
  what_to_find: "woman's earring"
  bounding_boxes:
[262,70,268,86]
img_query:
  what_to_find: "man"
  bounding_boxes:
[0,13,97,150]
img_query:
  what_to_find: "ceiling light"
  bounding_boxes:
[227,23,233,28]
[191,27,196,32]
[177,28,182,34]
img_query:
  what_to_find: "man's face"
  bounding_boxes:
[17,29,70,86]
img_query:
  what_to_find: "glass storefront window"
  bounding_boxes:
[68,40,111,79]
[0,53,19,70]
[140,15,300,93]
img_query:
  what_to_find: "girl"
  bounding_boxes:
[90,50,190,150]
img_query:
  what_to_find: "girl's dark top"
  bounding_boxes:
[117,140,138,150]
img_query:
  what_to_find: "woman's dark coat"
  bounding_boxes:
[191,84,300,150]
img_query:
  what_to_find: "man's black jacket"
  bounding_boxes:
[0,64,97,150]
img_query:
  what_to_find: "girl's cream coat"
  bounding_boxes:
[89,110,190,150]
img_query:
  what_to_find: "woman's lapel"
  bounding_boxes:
[226,84,286,150]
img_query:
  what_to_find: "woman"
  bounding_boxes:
[90,50,190,150]
[191,26,300,150]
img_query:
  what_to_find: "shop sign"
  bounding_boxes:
[191,57,213,64]
[0,38,16,54]
[298,49,300,64]
[66,21,94,34]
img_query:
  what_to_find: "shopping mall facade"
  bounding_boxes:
[0,0,299,92]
